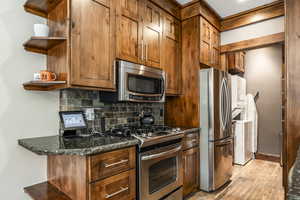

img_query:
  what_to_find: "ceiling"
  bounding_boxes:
[175,0,278,18]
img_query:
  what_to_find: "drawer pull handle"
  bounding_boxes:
[104,159,128,168]
[105,186,129,198]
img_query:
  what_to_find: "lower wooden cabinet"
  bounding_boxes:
[90,169,136,200]
[89,147,136,182]
[183,147,199,197]
[47,147,136,200]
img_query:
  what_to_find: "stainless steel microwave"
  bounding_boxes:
[117,60,166,103]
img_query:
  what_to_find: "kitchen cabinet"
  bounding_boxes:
[200,17,211,67]
[45,147,137,200]
[23,0,181,91]
[71,0,116,89]
[162,12,181,95]
[228,51,246,74]
[23,0,117,91]
[116,0,140,64]
[220,53,228,72]
[116,0,163,69]
[199,17,220,69]
[142,0,163,68]
[182,131,200,197]
[90,170,136,200]
[210,26,220,68]
[183,147,199,197]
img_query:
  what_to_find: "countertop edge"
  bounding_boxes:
[18,136,139,156]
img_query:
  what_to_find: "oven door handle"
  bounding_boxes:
[141,146,182,161]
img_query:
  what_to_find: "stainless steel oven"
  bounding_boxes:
[138,141,183,200]
[118,60,165,102]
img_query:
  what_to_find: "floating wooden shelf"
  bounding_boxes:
[24,181,71,200]
[23,37,66,55]
[23,80,67,91]
[24,0,63,18]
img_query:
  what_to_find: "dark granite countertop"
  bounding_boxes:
[18,135,139,156]
[288,147,300,199]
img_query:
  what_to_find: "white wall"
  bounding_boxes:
[0,0,59,199]
[221,16,285,45]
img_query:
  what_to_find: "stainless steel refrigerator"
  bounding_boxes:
[199,68,233,192]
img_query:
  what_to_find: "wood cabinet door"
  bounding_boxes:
[90,170,136,200]
[71,0,116,90]
[210,26,220,69]
[183,147,199,197]
[162,13,181,95]
[116,0,141,64]
[220,53,228,72]
[141,0,163,68]
[200,17,211,67]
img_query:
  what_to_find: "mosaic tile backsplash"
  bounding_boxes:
[59,89,164,132]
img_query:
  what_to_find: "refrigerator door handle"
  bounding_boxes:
[220,78,226,130]
[224,78,230,128]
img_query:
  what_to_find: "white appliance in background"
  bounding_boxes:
[234,120,253,165]
[231,76,247,119]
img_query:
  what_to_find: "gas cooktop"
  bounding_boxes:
[104,125,184,147]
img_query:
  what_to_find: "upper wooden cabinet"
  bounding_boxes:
[227,51,246,74]
[142,0,163,68]
[200,17,211,67]
[71,0,116,89]
[116,0,163,69]
[162,12,181,95]
[23,0,181,92]
[199,17,220,69]
[220,53,228,72]
[210,26,220,68]
[116,0,140,64]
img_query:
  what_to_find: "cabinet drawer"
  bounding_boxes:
[90,169,136,200]
[183,132,199,150]
[89,147,136,182]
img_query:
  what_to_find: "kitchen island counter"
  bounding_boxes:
[18,135,139,156]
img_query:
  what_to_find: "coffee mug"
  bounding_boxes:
[34,24,49,37]
[40,70,57,81]
[33,72,41,81]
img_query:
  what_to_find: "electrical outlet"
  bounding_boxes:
[84,108,95,121]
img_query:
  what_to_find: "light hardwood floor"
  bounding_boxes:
[188,159,284,200]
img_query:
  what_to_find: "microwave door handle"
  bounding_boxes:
[141,146,182,161]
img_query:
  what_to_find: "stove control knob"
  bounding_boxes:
[173,128,181,132]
